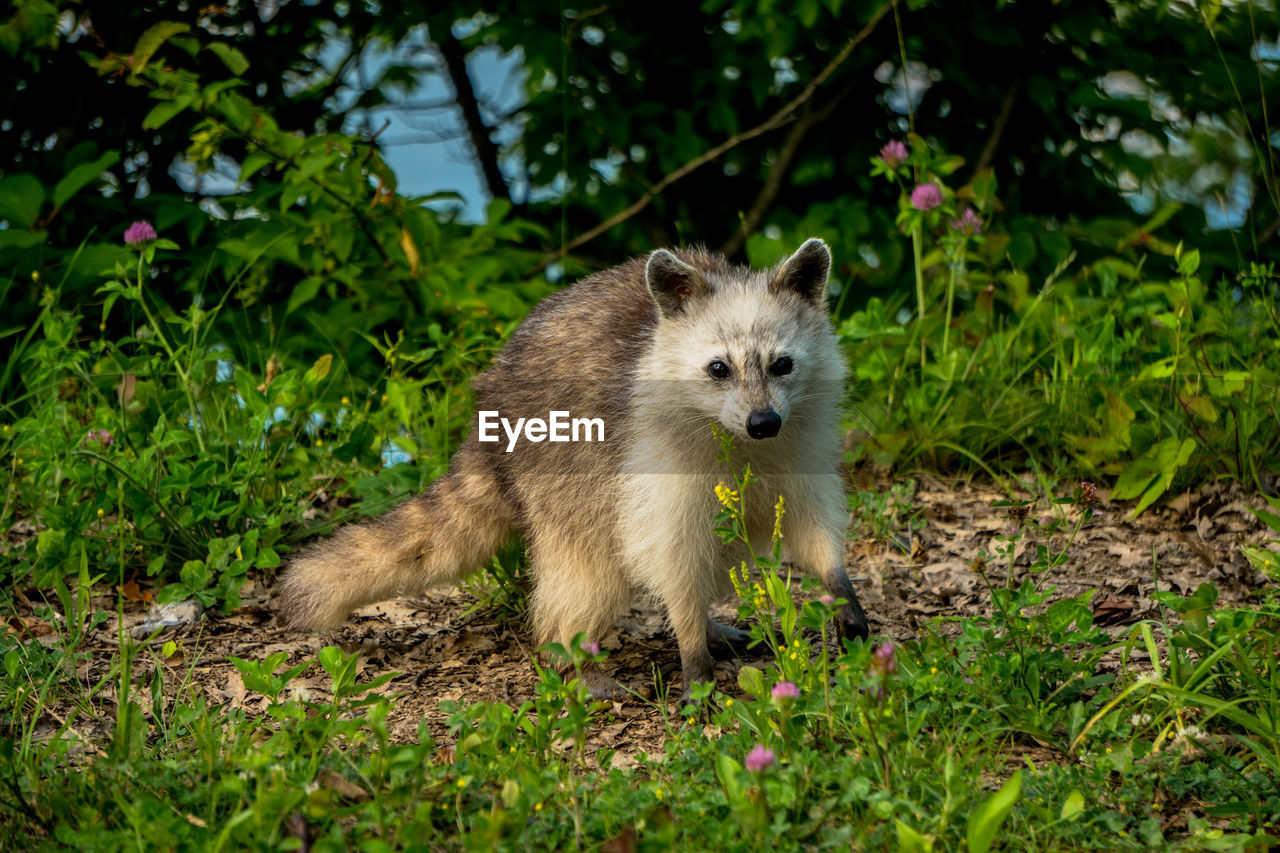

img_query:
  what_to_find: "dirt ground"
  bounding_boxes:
[13,476,1279,767]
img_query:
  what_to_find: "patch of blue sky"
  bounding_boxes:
[305,411,326,437]
[381,440,414,468]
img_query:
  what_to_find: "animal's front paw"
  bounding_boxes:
[823,570,869,642]
[836,598,869,642]
[678,650,715,705]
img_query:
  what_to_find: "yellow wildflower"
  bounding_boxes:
[714,482,738,509]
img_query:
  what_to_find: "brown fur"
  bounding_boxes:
[277,242,868,695]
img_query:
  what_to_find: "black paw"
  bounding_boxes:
[824,572,870,642]
[707,620,754,659]
[837,599,869,642]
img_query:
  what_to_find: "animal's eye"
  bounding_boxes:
[769,356,794,376]
[707,360,731,380]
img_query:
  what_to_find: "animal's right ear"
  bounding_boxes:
[646,250,708,318]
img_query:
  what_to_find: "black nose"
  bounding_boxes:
[746,409,782,439]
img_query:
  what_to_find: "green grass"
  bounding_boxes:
[4,468,1280,850]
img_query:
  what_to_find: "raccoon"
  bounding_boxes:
[277,238,869,698]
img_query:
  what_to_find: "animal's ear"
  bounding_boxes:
[646,250,708,318]
[771,238,832,304]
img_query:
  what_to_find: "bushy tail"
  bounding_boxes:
[277,443,513,631]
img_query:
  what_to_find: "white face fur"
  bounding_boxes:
[641,240,845,442]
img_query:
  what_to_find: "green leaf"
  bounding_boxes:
[737,665,765,698]
[156,583,192,605]
[207,42,249,75]
[971,168,998,204]
[131,22,192,77]
[1245,506,1280,536]
[714,753,747,807]
[0,174,45,228]
[967,769,1021,853]
[1111,458,1158,502]
[1129,437,1196,517]
[142,98,190,130]
[233,366,267,412]
[1241,545,1280,580]
[180,559,211,590]
[896,819,934,852]
[1179,394,1217,423]
[1060,789,1084,821]
[932,154,966,176]
[0,230,46,249]
[1176,247,1200,277]
[36,528,66,560]
[239,149,275,183]
[52,150,121,208]
[305,353,333,384]
[286,276,324,313]
[318,645,358,695]
[797,0,821,27]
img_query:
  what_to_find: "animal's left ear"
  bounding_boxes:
[771,238,832,304]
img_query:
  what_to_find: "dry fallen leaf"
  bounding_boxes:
[1092,597,1135,627]
[120,577,153,604]
[316,768,371,803]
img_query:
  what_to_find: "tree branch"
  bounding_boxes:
[971,76,1020,179]
[720,111,816,258]
[1259,213,1280,244]
[537,0,892,268]
[438,34,511,205]
[720,82,856,258]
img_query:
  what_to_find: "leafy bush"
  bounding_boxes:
[0,225,516,606]
[835,137,1280,505]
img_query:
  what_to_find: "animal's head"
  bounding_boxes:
[642,238,845,441]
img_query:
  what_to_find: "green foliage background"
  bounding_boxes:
[0,0,1278,599]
